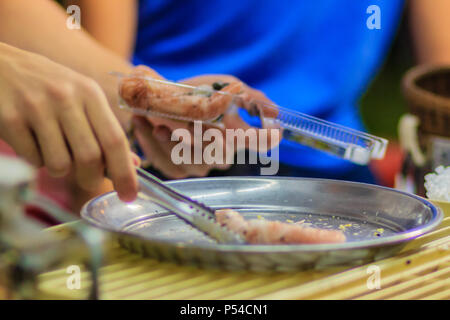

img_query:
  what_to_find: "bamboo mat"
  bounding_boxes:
[37,202,450,300]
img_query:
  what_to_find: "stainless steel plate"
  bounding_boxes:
[81,177,443,271]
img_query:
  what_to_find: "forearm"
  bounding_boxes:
[410,0,450,64]
[66,0,138,60]
[0,0,136,126]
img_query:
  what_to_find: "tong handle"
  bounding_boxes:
[136,167,215,222]
[136,167,246,244]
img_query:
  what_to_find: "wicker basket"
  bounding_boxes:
[402,65,450,138]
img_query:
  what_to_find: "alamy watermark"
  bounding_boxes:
[67,4,382,31]
[171,121,280,175]
[66,265,81,290]
[66,5,81,30]
[366,265,381,290]
[366,5,381,30]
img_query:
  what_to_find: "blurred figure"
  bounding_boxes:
[409,0,450,65]
[74,0,409,183]
[0,0,449,200]
[0,0,271,213]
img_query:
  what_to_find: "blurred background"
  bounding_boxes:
[360,11,412,139]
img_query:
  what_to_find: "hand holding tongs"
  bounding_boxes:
[136,167,246,244]
[113,72,388,165]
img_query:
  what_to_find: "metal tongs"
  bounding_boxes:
[113,72,388,165]
[136,167,246,244]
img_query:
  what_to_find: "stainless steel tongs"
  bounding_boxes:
[113,72,388,165]
[136,167,246,244]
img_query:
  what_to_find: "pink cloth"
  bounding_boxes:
[0,140,72,225]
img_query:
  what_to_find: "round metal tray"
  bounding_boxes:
[81,177,443,271]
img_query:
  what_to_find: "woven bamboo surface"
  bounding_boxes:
[37,201,450,300]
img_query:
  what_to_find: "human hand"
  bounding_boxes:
[0,44,138,201]
[126,68,281,179]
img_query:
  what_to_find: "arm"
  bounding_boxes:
[3,0,278,179]
[66,0,137,60]
[0,0,157,128]
[71,1,281,178]
[0,42,138,201]
[409,0,450,64]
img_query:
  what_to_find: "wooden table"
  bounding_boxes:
[37,201,450,300]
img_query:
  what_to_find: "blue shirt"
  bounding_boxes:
[133,0,404,175]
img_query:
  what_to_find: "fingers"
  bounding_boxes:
[133,117,188,178]
[31,115,72,178]
[131,65,164,79]
[134,117,231,178]
[146,116,193,145]
[84,83,138,202]
[128,74,281,179]
[207,81,243,117]
[220,85,282,152]
[153,125,172,142]
[223,112,282,152]
[240,86,279,119]
[58,101,104,192]
[0,108,42,167]
[181,75,278,119]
